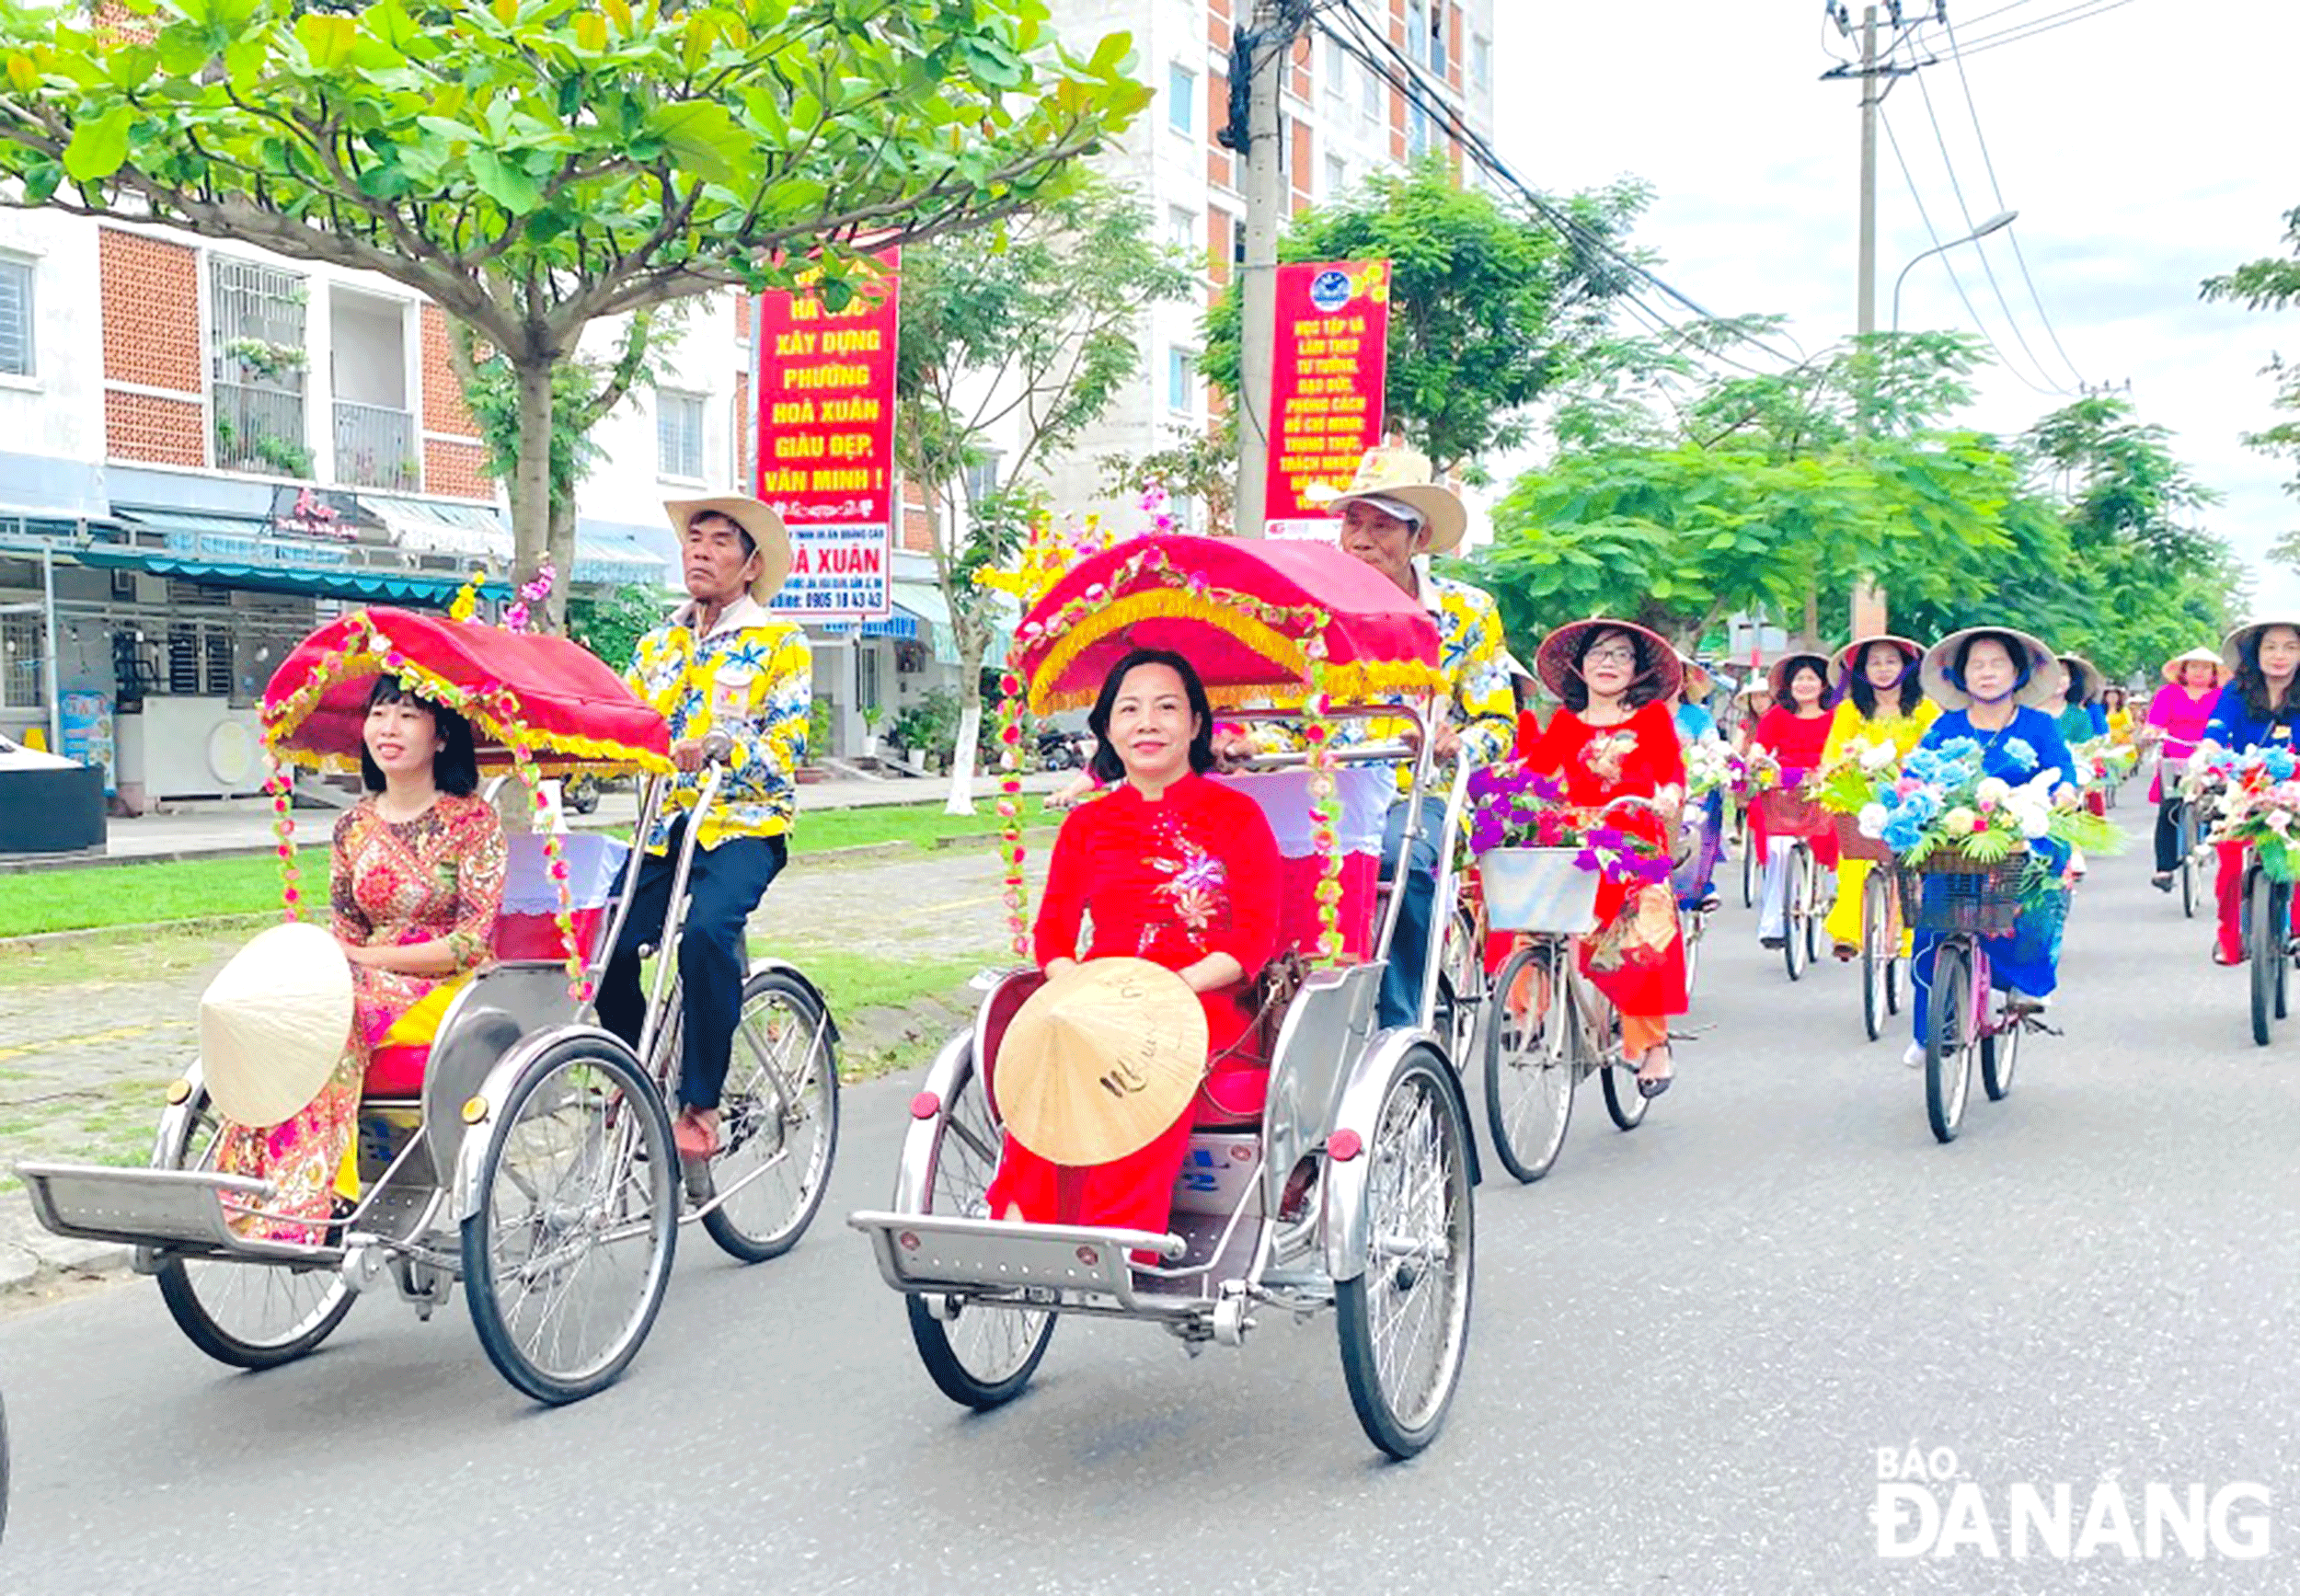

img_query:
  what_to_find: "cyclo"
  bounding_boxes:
[849,534,1480,1459]
[18,607,840,1404]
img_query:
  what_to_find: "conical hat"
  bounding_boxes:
[1833,635,1925,691]
[2221,618,2300,674]
[2161,646,2225,686]
[993,959,1208,1166]
[199,922,353,1129]
[1766,650,1835,701]
[2057,654,2104,704]
[1921,626,2064,710]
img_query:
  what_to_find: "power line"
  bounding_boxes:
[1320,3,1804,378]
[1908,64,2070,393]
[1932,6,2087,387]
[1934,0,2140,60]
[1877,104,2063,395]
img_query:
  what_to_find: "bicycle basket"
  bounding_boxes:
[1478,847,1601,935]
[1892,850,2040,936]
[1754,788,1832,839]
[1834,810,1895,864]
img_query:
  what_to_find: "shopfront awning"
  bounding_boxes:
[364,494,512,560]
[71,544,471,605]
[116,507,356,568]
[887,580,1011,670]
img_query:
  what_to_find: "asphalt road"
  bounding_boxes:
[4,836,2297,1594]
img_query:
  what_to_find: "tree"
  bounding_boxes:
[1099,417,1236,535]
[892,178,1195,811]
[2203,206,2300,543]
[0,0,1149,626]
[1199,159,1648,476]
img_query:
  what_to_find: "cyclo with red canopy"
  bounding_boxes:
[849,534,1480,1459]
[17,606,840,1405]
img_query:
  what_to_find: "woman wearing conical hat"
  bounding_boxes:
[2139,646,2225,891]
[1819,636,1938,961]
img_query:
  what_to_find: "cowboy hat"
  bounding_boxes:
[1533,617,1683,703]
[1305,445,1469,554]
[2161,646,2227,687]
[1766,650,1835,701]
[664,496,795,606]
[1920,626,2065,711]
[992,959,1209,1166]
[199,922,353,1129]
[1832,634,1925,692]
[2057,654,2105,704]
[2220,618,2300,674]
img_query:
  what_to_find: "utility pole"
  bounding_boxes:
[1226,0,1307,539]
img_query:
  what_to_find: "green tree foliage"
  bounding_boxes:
[1199,160,1648,475]
[2202,205,2300,551]
[892,178,1194,809]
[0,0,1149,626]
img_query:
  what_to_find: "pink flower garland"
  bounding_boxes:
[995,674,1030,959]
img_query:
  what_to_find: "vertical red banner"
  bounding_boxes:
[1262,259,1391,537]
[753,249,901,620]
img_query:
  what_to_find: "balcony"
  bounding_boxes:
[333,399,420,492]
[213,381,311,479]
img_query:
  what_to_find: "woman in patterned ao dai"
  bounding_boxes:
[985,649,1282,1238]
[216,676,505,1242]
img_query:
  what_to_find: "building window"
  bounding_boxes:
[210,257,309,477]
[1427,1,1448,77]
[1321,35,1346,111]
[1167,348,1197,417]
[656,389,706,480]
[0,610,42,710]
[1408,100,1436,160]
[1407,0,1430,68]
[1326,154,1348,197]
[1472,33,1491,94]
[1167,206,1196,251]
[1361,55,1381,121]
[963,449,1003,508]
[0,257,33,379]
[1167,63,1195,134]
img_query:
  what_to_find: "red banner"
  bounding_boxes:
[1263,259,1391,537]
[754,250,900,620]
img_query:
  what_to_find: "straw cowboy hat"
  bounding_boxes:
[2057,654,2105,704]
[2220,618,2300,674]
[2161,646,2227,687]
[1920,626,2065,711]
[1766,650,1835,701]
[992,959,1209,1165]
[199,922,353,1129]
[664,495,795,605]
[1832,634,1925,692]
[1533,617,1682,702]
[1305,445,1469,554]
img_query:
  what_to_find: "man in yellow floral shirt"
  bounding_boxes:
[597,495,811,1160]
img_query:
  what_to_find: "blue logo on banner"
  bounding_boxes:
[1308,269,1352,313]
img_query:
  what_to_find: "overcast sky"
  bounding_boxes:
[1489,0,2300,615]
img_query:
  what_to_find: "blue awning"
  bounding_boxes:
[72,545,475,606]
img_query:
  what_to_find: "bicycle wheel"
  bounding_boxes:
[1597,1005,1649,1131]
[906,1048,1055,1409]
[1336,1047,1475,1460]
[1742,826,1756,909]
[1435,903,1484,1062]
[700,969,841,1262]
[154,1086,356,1371]
[1784,845,1811,982]
[1860,870,1892,1041]
[2282,881,2293,1022]
[1683,911,1703,1000]
[2251,871,2279,1048]
[2179,806,2198,919]
[464,1035,678,1406]
[1980,1007,2021,1101]
[1925,941,1975,1144]
[1481,944,1575,1183]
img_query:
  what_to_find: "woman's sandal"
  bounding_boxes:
[1636,1045,1674,1099]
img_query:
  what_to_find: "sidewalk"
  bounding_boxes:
[0,769,1070,870]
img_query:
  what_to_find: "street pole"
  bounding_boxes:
[1847,3,1889,642]
[1231,0,1298,540]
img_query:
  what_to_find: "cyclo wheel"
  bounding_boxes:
[1783,844,1811,982]
[2250,870,2278,1049]
[463,1034,678,1406]
[1926,939,1975,1144]
[906,1046,1055,1409]
[1598,1001,1649,1131]
[154,1085,355,1371]
[1482,943,1575,1183]
[1861,870,1892,1042]
[700,969,841,1263]
[1336,1046,1475,1460]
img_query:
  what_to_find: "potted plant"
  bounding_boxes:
[859,703,885,758]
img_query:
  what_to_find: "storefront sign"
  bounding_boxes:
[1262,260,1391,539]
[755,251,900,620]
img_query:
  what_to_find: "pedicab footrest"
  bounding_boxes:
[16,1163,310,1258]
[849,1211,1182,1308]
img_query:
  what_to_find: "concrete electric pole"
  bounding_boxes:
[1226,0,1309,539]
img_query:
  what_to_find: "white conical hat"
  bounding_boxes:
[199,922,353,1129]
[992,959,1208,1165]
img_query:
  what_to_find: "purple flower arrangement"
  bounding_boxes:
[1467,762,1673,886]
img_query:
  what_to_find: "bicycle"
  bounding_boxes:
[1899,855,2060,1144]
[1755,787,1830,981]
[1837,816,1903,1042]
[2236,847,2294,1048]
[1478,797,1662,1183]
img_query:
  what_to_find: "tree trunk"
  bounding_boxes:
[943,637,985,815]
[512,358,559,630]
[547,494,577,633]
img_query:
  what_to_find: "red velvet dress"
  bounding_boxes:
[1747,705,1842,868]
[1515,702,1689,1019]
[985,774,1282,1237]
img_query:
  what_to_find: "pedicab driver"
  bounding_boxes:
[1223,447,1513,1028]
[598,495,811,1160]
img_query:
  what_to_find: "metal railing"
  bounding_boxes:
[212,381,310,477]
[333,399,420,491]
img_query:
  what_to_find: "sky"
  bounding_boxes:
[1487,0,2300,615]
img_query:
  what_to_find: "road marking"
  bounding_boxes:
[0,1022,165,1063]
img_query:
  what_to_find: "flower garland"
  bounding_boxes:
[266,756,304,922]
[995,674,1030,959]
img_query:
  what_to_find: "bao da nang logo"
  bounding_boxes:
[1874,1446,2271,1561]
[1308,269,1354,313]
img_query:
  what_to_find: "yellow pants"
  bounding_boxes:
[1824,857,1914,957]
